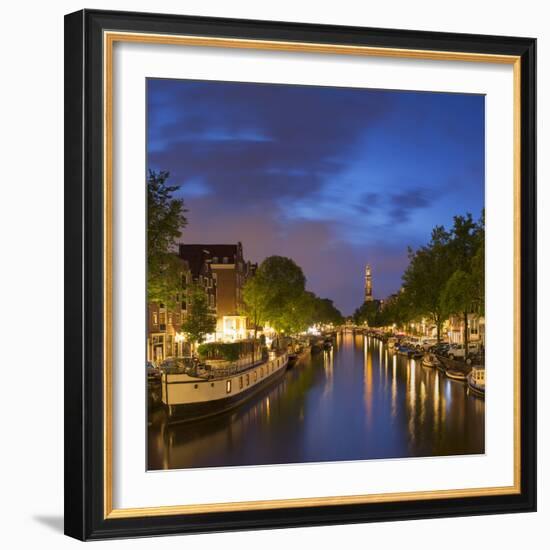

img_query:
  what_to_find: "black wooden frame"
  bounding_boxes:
[64,9,537,541]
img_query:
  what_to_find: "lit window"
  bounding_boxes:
[226,380,232,393]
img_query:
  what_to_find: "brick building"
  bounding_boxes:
[146,255,217,363]
[178,242,257,341]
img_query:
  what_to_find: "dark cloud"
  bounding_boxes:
[355,192,382,214]
[148,80,394,204]
[387,188,432,224]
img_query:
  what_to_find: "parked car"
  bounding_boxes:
[396,344,410,356]
[419,338,438,351]
[405,337,423,349]
[446,342,481,361]
[430,342,450,356]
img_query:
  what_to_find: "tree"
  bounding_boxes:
[180,284,216,351]
[441,212,485,355]
[249,256,307,333]
[241,256,344,337]
[441,213,485,355]
[353,300,382,327]
[471,239,485,312]
[147,170,188,305]
[401,225,453,342]
[241,275,269,339]
[313,297,343,326]
[275,291,317,334]
[378,291,413,330]
[440,270,477,355]
[447,213,483,274]
[147,254,187,309]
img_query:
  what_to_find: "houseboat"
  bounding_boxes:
[161,351,289,422]
[437,355,471,381]
[467,366,485,397]
[421,352,439,368]
[288,343,311,368]
[387,337,398,349]
[445,368,468,381]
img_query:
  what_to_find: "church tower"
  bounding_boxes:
[364,264,373,302]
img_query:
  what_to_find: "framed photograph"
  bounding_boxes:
[64,9,536,540]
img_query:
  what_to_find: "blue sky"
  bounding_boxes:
[147,79,484,315]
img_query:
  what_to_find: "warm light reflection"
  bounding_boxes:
[407,358,416,443]
[420,380,426,426]
[364,339,373,424]
[384,349,389,391]
[434,373,440,431]
[446,380,452,407]
[324,348,334,376]
[391,353,397,418]
[322,349,334,399]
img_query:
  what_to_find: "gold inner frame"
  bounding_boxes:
[103,31,522,519]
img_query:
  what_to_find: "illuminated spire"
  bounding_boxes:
[365,264,373,302]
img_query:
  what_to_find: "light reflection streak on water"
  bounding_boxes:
[364,338,373,425]
[391,353,397,419]
[420,380,426,426]
[408,358,417,444]
[446,379,452,411]
[384,349,389,392]
[434,372,440,432]
[321,349,334,401]
[324,348,334,378]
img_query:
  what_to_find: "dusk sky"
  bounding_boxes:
[147,79,484,316]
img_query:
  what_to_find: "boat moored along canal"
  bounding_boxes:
[467,366,486,397]
[161,351,289,422]
[421,352,439,368]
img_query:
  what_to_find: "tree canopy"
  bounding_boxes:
[147,170,188,305]
[399,224,453,340]
[359,211,485,344]
[353,300,383,327]
[180,284,216,347]
[242,255,343,335]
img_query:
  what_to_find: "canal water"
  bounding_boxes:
[148,331,485,470]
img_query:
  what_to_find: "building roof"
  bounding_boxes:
[178,243,242,278]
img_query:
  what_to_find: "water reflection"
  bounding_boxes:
[148,332,485,470]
